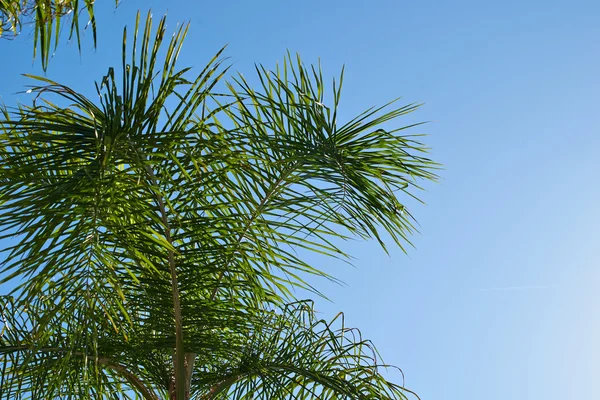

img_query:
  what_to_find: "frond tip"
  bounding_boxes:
[0,0,120,70]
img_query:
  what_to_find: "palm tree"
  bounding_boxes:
[0,11,437,400]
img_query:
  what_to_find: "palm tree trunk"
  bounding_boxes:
[144,165,187,400]
[168,352,196,399]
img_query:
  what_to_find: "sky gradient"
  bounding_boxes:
[1,1,599,399]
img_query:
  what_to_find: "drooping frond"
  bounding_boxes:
[193,301,419,400]
[0,295,162,399]
[1,297,417,399]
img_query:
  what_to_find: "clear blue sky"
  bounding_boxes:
[2,1,600,399]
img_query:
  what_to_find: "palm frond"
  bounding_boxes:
[0,0,119,70]
[0,295,162,399]
[193,301,419,400]
[191,53,438,300]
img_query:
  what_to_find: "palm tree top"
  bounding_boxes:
[0,11,437,399]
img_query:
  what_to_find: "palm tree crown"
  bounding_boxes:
[0,11,437,400]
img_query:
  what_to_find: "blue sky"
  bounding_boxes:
[2,1,600,399]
